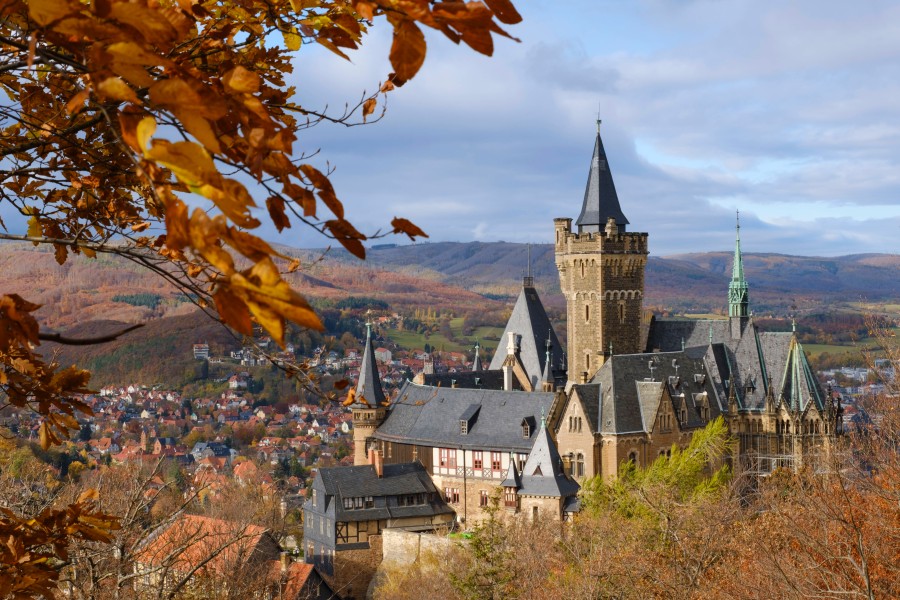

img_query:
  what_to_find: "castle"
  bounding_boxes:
[348,121,841,517]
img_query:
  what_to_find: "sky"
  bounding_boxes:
[283,0,900,257]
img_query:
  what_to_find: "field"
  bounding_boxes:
[383,317,504,355]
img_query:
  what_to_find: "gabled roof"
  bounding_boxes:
[488,281,563,389]
[313,462,454,522]
[589,348,721,434]
[518,418,579,498]
[374,381,556,452]
[353,323,385,407]
[575,124,629,233]
[501,454,521,489]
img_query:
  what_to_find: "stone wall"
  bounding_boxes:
[328,534,382,600]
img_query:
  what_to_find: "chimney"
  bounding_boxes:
[368,447,376,465]
[374,449,383,478]
[580,371,588,384]
[279,551,290,573]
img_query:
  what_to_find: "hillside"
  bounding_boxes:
[2,241,897,383]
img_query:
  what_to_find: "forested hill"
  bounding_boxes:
[357,243,900,316]
[1,241,898,327]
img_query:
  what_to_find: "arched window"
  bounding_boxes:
[618,301,625,324]
[576,453,584,477]
[628,451,637,465]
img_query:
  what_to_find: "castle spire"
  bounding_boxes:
[472,340,482,372]
[353,321,386,407]
[728,211,749,319]
[575,120,629,234]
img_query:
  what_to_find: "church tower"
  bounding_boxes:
[351,322,387,465]
[555,121,648,382]
[728,212,750,339]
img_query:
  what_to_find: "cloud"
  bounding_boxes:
[256,0,900,258]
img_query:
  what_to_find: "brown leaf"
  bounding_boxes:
[96,77,138,103]
[389,19,426,86]
[213,287,252,335]
[29,0,75,26]
[483,0,523,25]
[65,89,91,115]
[362,97,376,122]
[266,196,292,232]
[391,217,428,240]
[326,219,366,259]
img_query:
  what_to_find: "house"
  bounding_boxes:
[303,454,454,599]
[133,514,329,599]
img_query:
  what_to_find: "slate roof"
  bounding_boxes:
[315,462,454,522]
[518,419,580,498]
[374,381,557,452]
[420,370,508,390]
[575,125,629,233]
[488,280,564,389]
[642,317,827,416]
[353,324,385,407]
[587,348,721,434]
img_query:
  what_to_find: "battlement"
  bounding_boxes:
[554,217,648,255]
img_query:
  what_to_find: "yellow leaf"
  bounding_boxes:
[136,116,156,152]
[66,89,90,115]
[96,77,138,103]
[283,28,302,51]
[27,216,41,241]
[29,0,75,26]
[145,140,217,187]
[222,66,260,94]
[176,110,221,154]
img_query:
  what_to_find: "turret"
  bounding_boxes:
[351,322,388,465]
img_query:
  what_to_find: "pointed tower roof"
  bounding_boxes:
[728,211,749,318]
[541,336,554,388]
[501,452,521,489]
[575,120,629,234]
[353,322,386,407]
[488,278,564,388]
[519,414,580,498]
[472,341,482,372]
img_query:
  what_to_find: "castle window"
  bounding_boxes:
[504,486,517,508]
[312,489,317,508]
[480,490,489,507]
[473,451,483,470]
[585,304,590,322]
[460,420,468,435]
[522,422,530,438]
[628,451,637,465]
[439,448,456,469]
[618,301,625,324]
[576,453,584,477]
[491,452,502,472]
[586,353,591,372]
[581,261,585,278]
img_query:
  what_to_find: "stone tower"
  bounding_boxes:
[554,122,648,383]
[351,323,387,465]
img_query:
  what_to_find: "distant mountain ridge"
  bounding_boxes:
[1,241,897,331]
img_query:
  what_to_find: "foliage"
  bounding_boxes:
[0,0,523,593]
[111,292,163,309]
[450,490,516,600]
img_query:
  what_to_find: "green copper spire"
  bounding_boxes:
[728,211,749,318]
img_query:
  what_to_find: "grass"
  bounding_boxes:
[383,318,503,354]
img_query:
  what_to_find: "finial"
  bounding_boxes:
[736,209,740,232]
[709,324,713,345]
[527,243,531,278]
[540,406,546,427]
[609,341,613,356]
[365,320,372,338]
[681,337,685,351]
[792,318,796,333]
[596,104,602,133]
